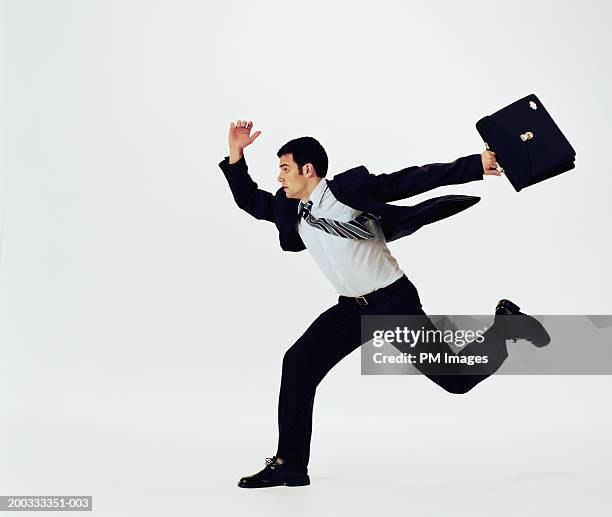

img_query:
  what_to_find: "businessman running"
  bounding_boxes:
[218,119,549,488]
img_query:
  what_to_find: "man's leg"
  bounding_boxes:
[276,300,362,467]
[385,277,510,394]
[413,316,510,394]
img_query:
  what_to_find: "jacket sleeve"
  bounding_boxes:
[218,155,276,223]
[366,154,484,202]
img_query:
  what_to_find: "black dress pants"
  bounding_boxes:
[275,275,509,467]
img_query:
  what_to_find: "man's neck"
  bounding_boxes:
[300,177,323,202]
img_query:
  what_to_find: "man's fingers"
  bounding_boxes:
[232,119,253,130]
[230,119,261,142]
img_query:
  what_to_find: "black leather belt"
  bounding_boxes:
[339,275,408,306]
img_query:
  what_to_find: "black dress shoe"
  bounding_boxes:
[494,299,551,347]
[238,456,310,488]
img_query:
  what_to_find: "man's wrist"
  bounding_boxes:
[229,148,244,164]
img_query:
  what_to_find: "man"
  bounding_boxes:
[218,119,549,489]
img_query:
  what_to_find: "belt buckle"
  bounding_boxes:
[356,296,368,306]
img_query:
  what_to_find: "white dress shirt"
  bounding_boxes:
[296,178,405,297]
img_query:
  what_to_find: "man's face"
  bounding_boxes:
[277,153,310,200]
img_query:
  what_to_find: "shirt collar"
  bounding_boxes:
[302,178,327,209]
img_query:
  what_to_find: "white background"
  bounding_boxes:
[1,1,611,515]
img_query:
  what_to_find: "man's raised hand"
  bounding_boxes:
[228,120,262,163]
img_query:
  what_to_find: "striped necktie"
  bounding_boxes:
[298,200,377,240]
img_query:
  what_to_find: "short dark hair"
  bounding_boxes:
[277,136,328,178]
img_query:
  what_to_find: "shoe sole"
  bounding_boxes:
[238,476,310,489]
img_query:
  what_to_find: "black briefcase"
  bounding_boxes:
[476,93,576,192]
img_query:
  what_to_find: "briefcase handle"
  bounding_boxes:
[484,142,505,174]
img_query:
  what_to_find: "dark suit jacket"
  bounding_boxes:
[219,154,484,252]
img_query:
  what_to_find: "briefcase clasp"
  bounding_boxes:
[520,131,534,142]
